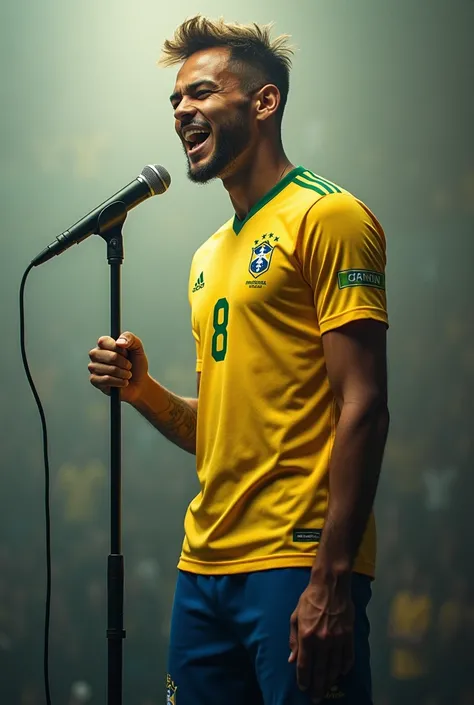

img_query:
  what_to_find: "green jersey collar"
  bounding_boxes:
[232,166,306,235]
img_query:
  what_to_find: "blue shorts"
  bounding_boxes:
[167,568,373,704]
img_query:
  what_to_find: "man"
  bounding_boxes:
[88,15,389,705]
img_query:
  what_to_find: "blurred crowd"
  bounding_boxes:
[1,0,472,698]
[0,431,186,705]
[2,289,473,705]
[1,154,473,704]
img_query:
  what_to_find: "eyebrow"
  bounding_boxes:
[169,80,219,105]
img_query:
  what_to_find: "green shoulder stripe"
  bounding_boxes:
[301,172,335,193]
[293,172,343,196]
[304,171,342,193]
[293,175,327,196]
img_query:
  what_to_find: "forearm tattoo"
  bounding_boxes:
[143,390,197,454]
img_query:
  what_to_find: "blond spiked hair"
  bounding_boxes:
[159,15,295,125]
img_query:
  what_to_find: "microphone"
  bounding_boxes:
[31,164,171,266]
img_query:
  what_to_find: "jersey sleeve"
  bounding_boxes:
[296,192,388,334]
[191,316,202,372]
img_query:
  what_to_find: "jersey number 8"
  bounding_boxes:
[211,298,229,362]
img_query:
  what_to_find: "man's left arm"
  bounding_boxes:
[291,194,390,702]
[315,318,389,578]
[290,320,389,702]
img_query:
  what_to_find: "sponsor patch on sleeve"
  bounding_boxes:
[337,269,385,290]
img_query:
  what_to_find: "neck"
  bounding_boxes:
[222,140,295,221]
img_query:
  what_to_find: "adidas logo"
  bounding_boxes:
[192,271,205,292]
[326,685,345,699]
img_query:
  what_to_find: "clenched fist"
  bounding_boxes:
[88,332,149,405]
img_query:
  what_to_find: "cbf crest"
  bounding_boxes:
[249,234,276,278]
[166,674,177,704]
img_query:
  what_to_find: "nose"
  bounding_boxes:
[174,96,197,124]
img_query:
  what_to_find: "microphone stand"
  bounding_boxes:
[97,202,128,705]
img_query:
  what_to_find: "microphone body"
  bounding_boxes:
[32,164,170,266]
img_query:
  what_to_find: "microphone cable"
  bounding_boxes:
[19,263,53,705]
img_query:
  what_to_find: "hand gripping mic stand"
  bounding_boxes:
[97,201,128,705]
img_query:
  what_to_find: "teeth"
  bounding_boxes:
[184,128,209,143]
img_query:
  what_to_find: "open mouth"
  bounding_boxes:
[184,128,212,157]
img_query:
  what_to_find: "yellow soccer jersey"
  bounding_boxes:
[178,166,388,577]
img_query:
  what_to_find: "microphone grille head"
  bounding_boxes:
[141,164,171,195]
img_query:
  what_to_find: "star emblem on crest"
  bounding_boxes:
[254,233,280,244]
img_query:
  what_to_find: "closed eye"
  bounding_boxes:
[170,83,217,110]
[170,91,210,110]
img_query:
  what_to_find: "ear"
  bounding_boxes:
[254,84,281,122]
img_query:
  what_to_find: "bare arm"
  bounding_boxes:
[289,319,389,697]
[312,319,390,580]
[89,333,201,455]
[131,372,201,455]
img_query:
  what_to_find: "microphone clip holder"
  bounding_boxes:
[97,201,128,264]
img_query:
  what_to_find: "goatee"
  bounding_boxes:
[186,108,252,184]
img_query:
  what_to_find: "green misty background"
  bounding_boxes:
[1,1,473,703]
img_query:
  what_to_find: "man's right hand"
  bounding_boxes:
[88,332,149,405]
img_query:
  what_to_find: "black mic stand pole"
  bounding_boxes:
[97,202,128,705]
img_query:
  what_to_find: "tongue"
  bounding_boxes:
[194,132,209,144]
